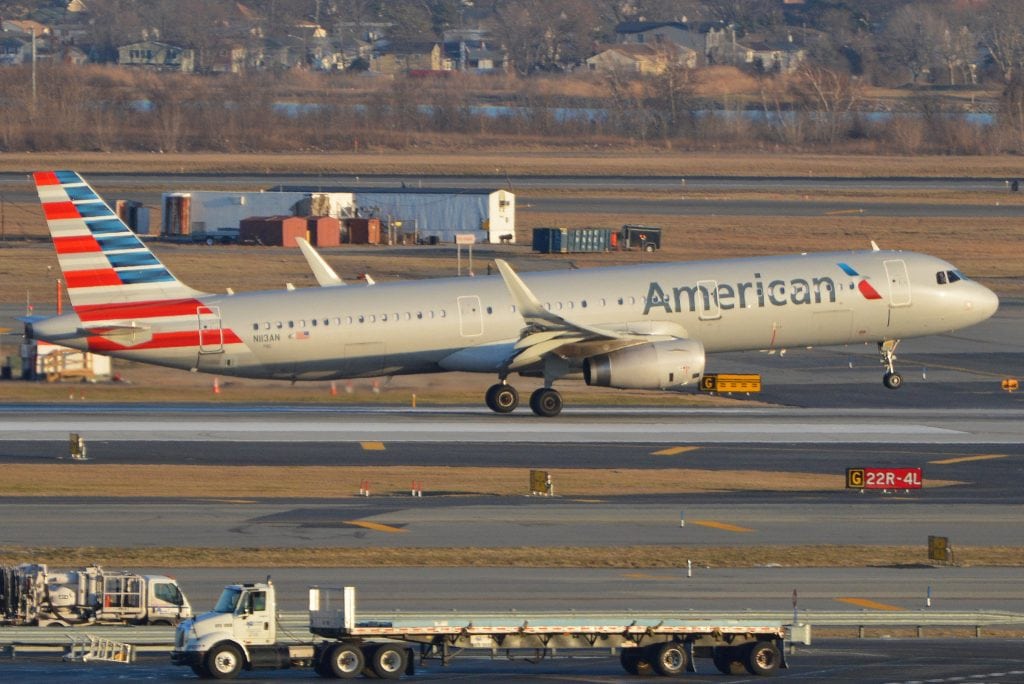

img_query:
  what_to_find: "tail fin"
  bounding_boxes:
[33,171,205,309]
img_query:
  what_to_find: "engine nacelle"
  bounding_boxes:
[583,339,705,391]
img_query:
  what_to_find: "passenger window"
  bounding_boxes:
[382,314,389,322]
[417,312,423,319]
[358,315,365,323]
[937,271,947,285]
[252,323,258,331]
[311,319,317,327]
[276,321,283,329]
[486,306,493,314]
[263,322,270,330]
[288,321,295,328]
[618,297,624,305]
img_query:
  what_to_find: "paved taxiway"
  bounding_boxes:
[3,639,1021,683]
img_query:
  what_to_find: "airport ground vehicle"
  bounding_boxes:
[0,563,192,627]
[619,224,662,251]
[171,580,807,679]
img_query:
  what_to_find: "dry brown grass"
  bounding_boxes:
[4,151,1024,178]
[0,545,1018,569]
[2,464,923,498]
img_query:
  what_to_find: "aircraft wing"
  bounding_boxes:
[494,259,683,371]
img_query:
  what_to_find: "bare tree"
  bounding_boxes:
[789,63,861,145]
[975,0,1024,83]
[879,3,947,85]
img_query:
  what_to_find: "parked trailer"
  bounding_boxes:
[0,563,192,627]
[171,580,808,679]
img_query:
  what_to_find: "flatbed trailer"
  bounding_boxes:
[172,581,809,679]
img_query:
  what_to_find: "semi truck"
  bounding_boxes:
[171,579,809,679]
[0,563,192,627]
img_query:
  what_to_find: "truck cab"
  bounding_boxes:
[172,580,312,679]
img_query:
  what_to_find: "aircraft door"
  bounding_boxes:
[197,306,224,353]
[883,260,911,307]
[458,295,484,337]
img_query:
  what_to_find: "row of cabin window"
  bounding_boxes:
[249,295,663,331]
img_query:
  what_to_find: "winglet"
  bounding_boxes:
[494,259,551,322]
[296,238,345,287]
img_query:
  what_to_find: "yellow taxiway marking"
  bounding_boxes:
[824,208,864,216]
[835,597,904,611]
[343,520,407,534]
[201,499,258,504]
[929,454,1007,465]
[360,441,386,451]
[691,520,754,533]
[621,572,678,580]
[650,446,701,456]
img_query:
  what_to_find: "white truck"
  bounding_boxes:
[171,579,809,679]
[0,563,192,627]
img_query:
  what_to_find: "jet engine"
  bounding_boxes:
[583,339,705,391]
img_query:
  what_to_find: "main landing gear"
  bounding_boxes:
[485,382,563,417]
[879,339,903,390]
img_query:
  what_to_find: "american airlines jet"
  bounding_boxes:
[28,171,999,416]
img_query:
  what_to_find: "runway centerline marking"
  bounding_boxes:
[361,441,386,451]
[344,520,406,534]
[651,446,701,456]
[929,454,1006,465]
[835,597,903,611]
[691,520,754,533]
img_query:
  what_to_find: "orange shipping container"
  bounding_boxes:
[306,216,341,247]
[240,216,308,247]
[345,217,381,245]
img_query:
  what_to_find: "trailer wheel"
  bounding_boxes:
[744,640,781,676]
[327,643,364,679]
[713,646,746,675]
[651,641,687,676]
[619,647,655,676]
[205,643,243,679]
[369,643,408,679]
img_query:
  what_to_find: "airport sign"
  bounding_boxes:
[846,467,923,490]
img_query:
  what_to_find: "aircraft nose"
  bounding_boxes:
[967,284,999,321]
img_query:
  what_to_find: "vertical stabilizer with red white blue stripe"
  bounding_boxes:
[34,170,206,308]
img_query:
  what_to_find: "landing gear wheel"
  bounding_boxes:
[205,643,242,679]
[619,647,654,676]
[485,383,519,413]
[529,388,562,417]
[883,372,903,390]
[369,643,408,679]
[650,641,688,676]
[327,643,364,679]
[712,646,746,675]
[743,640,782,676]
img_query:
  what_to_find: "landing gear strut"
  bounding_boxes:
[879,340,903,390]
[485,382,519,413]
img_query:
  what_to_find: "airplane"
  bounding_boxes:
[27,171,999,417]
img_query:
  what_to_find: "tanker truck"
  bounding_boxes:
[0,563,192,627]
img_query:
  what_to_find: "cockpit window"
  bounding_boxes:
[937,270,967,285]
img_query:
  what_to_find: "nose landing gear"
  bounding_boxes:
[879,340,903,389]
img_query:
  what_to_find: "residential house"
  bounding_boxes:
[0,32,31,65]
[614,21,707,64]
[117,40,195,72]
[587,43,696,75]
[706,27,805,73]
[2,19,50,37]
[371,41,443,75]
